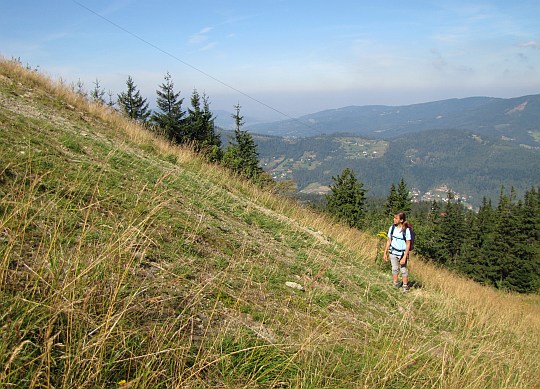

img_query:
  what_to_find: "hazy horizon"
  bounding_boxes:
[2,1,539,121]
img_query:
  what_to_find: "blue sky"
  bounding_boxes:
[1,0,539,120]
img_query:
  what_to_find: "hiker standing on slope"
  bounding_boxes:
[383,212,411,291]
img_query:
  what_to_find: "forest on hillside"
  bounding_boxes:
[324,170,540,294]
[254,129,540,206]
[413,188,540,293]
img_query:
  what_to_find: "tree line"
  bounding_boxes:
[84,74,267,183]
[418,188,540,293]
[325,168,540,293]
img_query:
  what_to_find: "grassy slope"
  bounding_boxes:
[1,58,539,388]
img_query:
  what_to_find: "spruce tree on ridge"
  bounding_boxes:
[117,76,150,124]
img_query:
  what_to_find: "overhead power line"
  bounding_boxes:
[70,0,316,131]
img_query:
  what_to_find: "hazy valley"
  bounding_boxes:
[216,96,540,207]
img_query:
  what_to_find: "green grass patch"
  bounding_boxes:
[217,332,298,386]
[60,134,84,153]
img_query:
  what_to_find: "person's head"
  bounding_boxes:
[393,212,407,226]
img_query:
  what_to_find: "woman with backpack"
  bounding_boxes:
[383,212,412,291]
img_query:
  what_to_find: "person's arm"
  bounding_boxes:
[383,237,391,261]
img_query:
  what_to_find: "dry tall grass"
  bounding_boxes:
[1,56,539,388]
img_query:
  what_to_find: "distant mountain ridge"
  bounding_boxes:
[248,95,540,146]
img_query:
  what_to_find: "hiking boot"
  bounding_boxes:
[402,284,410,292]
[393,281,402,288]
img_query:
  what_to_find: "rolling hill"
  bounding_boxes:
[255,129,540,206]
[1,58,539,388]
[249,95,540,147]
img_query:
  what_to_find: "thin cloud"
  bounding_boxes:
[517,40,539,49]
[189,34,207,44]
[200,42,218,51]
[199,27,213,34]
[42,32,70,43]
[189,27,213,45]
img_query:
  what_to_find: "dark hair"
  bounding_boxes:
[395,212,408,231]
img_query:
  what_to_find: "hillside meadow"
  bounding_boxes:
[1,58,539,388]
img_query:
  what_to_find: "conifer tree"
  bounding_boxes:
[107,90,116,107]
[117,76,150,124]
[73,78,87,98]
[442,192,467,263]
[385,178,412,215]
[466,197,499,286]
[414,201,442,260]
[90,78,106,104]
[151,72,185,143]
[184,89,221,158]
[425,192,466,265]
[524,187,540,241]
[384,183,398,216]
[493,187,540,292]
[457,208,479,277]
[223,104,263,180]
[492,187,513,287]
[396,178,412,214]
[184,89,204,146]
[202,94,222,148]
[524,187,540,290]
[325,168,367,229]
